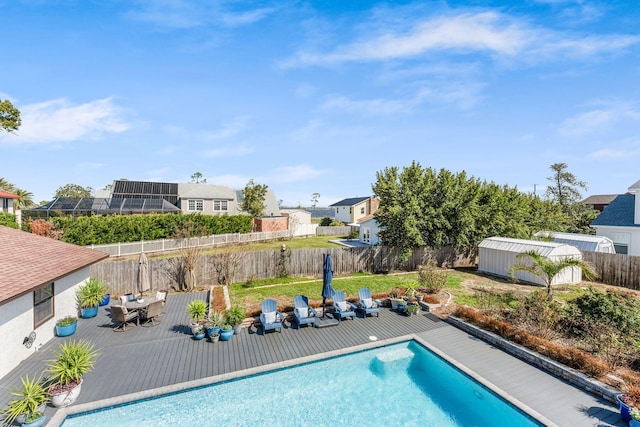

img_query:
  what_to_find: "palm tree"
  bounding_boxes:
[0,177,16,192]
[509,250,596,297]
[13,188,34,210]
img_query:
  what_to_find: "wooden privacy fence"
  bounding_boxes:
[581,251,640,290]
[91,246,475,296]
[315,226,355,236]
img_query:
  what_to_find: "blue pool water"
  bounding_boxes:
[63,341,542,427]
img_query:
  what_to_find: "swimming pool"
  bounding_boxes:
[62,340,543,426]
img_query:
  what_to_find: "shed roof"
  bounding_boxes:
[330,197,370,207]
[533,231,614,252]
[0,226,108,305]
[590,193,638,227]
[478,237,581,257]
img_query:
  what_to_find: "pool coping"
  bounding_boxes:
[49,334,556,427]
[446,316,621,404]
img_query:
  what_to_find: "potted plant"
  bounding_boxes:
[1,374,48,427]
[388,288,403,310]
[192,326,205,340]
[396,299,407,313]
[204,311,224,337]
[225,306,246,334]
[209,332,220,343]
[186,299,208,334]
[46,339,98,408]
[219,324,234,341]
[55,316,78,337]
[631,408,640,427]
[406,303,420,316]
[76,278,107,318]
[98,292,111,307]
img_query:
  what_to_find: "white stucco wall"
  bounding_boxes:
[0,268,90,379]
[360,219,381,245]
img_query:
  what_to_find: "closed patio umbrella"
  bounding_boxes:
[138,252,151,296]
[322,253,335,318]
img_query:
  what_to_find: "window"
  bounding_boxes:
[360,207,365,214]
[614,244,628,255]
[363,227,371,243]
[214,200,228,211]
[188,200,203,211]
[34,283,54,328]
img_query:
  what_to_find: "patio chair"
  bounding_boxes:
[331,290,356,322]
[357,288,381,318]
[259,298,285,334]
[119,293,136,305]
[141,299,163,327]
[156,290,168,316]
[293,295,318,329]
[111,305,139,332]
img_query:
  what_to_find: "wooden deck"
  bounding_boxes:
[0,291,625,426]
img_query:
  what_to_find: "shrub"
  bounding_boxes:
[417,261,448,294]
[0,212,18,229]
[319,217,332,226]
[224,306,246,325]
[513,290,563,340]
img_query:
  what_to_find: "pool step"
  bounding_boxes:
[370,347,415,377]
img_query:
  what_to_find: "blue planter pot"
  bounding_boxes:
[206,326,221,337]
[22,413,46,427]
[99,294,111,306]
[193,332,205,340]
[56,321,77,337]
[219,329,234,341]
[80,306,99,318]
[617,394,632,422]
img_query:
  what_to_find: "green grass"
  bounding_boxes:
[229,272,419,307]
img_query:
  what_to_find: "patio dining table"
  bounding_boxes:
[123,296,159,312]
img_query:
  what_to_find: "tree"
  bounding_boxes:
[0,99,21,133]
[311,193,320,208]
[240,179,268,217]
[54,184,94,198]
[545,163,586,210]
[12,188,35,210]
[544,163,598,233]
[509,250,596,297]
[190,172,206,184]
[0,177,16,192]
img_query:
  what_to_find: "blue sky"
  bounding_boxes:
[1,0,640,206]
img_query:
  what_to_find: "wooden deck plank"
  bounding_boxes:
[0,292,625,427]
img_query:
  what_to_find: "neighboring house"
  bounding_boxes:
[358,214,381,246]
[478,237,583,286]
[582,194,618,212]
[0,226,108,379]
[0,190,19,214]
[330,197,379,224]
[280,208,317,237]
[533,231,616,254]
[590,181,640,255]
[105,179,281,217]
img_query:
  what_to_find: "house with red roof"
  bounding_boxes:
[0,226,108,379]
[0,190,19,214]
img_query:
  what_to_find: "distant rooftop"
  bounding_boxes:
[590,193,638,227]
[329,197,371,207]
[582,194,618,205]
[26,197,181,218]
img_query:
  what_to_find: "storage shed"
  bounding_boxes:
[478,237,583,287]
[533,231,616,253]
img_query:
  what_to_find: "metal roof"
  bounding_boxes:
[28,197,181,216]
[533,231,614,252]
[478,237,581,257]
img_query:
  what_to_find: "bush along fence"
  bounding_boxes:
[90,246,475,296]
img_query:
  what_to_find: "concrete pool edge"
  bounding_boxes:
[447,315,621,404]
[49,334,555,426]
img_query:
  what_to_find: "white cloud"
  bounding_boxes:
[269,165,326,184]
[126,1,274,30]
[203,145,253,157]
[559,102,640,137]
[0,97,130,145]
[283,10,639,67]
[319,94,413,116]
[205,174,252,188]
[200,115,252,141]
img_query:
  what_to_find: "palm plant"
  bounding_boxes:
[509,250,595,297]
[1,374,48,426]
[46,340,98,391]
[76,278,107,309]
[13,188,35,209]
